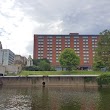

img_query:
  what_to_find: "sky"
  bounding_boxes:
[0,0,110,58]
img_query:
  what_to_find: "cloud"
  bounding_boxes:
[0,0,110,57]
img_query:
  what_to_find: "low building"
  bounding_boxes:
[0,65,22,74]
[14,55,27,67]
[5,65,22,74]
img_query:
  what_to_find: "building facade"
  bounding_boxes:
[14,55,27,67]
[0,49,15,66]
[0,41,2,49]
[33,33,99,69]
[26,55,33,66]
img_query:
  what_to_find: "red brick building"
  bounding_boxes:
[34,33,99,69]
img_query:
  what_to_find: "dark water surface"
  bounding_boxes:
[0,86,110,110]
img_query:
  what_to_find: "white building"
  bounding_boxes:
[0,49,15,66]
[26,55,33,66]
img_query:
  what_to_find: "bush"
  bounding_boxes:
[97,74,110,87]
[23,66,39,71]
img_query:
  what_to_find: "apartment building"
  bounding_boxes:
[0,49,15,66]
[33,33,99,69]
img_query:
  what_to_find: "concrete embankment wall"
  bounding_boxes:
[0,75,99,87]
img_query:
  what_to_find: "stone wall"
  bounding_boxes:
[0,75,98,87]
[5,65,22,74]
[0,65,5,74]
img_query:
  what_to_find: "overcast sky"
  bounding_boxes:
[0,0,110,58]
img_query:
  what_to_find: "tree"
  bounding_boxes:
[39,60,51,71]
[33,58,50,66]
[32,58,53,71]
[93,60,105,71]
[59,48,80,71]
[94,29,110,71]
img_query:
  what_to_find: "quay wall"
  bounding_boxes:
[0,75,99,87]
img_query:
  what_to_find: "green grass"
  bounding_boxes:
[17,70,110,76]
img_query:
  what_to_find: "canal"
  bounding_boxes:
[0,86,110,110]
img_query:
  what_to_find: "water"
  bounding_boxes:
[0,86,110,110]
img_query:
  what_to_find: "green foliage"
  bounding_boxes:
[23,65,39,71]
[93,60,105,71]
[84,77,93,82]
[25,58,54,71]
[33,58,50,66]
[94,29,110,71]
[97,74,110,87]
[39,60,51,71]
[59,48,80,71]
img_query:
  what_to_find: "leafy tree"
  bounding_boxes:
[39,60,51,71]
[94,29,110,71]
[23,65,39,71]
[32,58,53,71]
[33,58,50,66]
[93,60,105,71]
[59,48,80,71]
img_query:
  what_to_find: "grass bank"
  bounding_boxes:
[17,70,110,76]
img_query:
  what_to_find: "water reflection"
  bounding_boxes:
[0,86,110,110]
[98,88,110,110]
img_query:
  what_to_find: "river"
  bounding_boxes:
[0,86,110,110]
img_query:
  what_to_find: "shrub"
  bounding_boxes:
[97,74,110,87]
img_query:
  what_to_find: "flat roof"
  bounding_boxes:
[34,34,99,36]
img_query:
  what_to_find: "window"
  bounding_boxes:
[56,39,61,41]
[84,60,89,63]
[74,42,79,44]
[65,42,70,44]
[47,45,52,47]
[65,45,70,47]
[40,51,43,53]
[74,36,79,38]
[47,36,52,38]
[65,36,70,38]
[83,39,88,41]
[38,56,42,58]
[84,48,89,50]
[65,39,70,42]
[84,57,89,60]
[76,51,80,53]
[38,36,44,39]
[93,51,95,54]
[56,36,61,39]
[83,36,88,39]
[56,54,59,57]
[56,42,61,45]
[92,36,98,38]
[83,54,89,57]
[83,42,88,44]
[83,45,88,47]
[49,57,52,59]
[47,39,52,41]
[83,51,89,53]
[49,60,52,62]
[47,42,52,44]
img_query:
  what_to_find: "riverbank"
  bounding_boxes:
[0,75,98,87]
[16,70,108,76]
